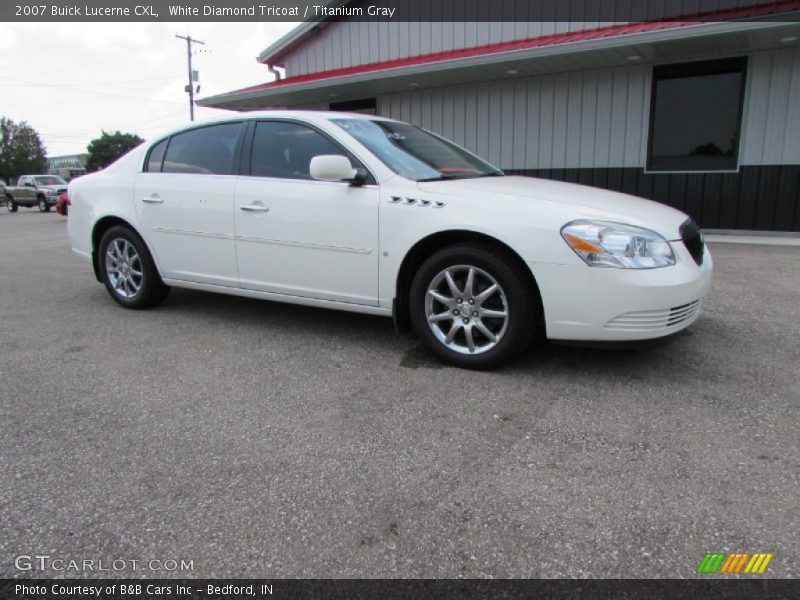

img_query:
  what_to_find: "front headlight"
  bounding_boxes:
[561,220,675,269]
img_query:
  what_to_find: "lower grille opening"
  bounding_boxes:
[605,300,702,331]
[680,219,705,266]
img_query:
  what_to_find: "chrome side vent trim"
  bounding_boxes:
[386,197,445,208]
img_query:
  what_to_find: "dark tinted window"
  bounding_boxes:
[146,138,168,172]
[648,58,746,172]
[163,122,241,175]
[251,121,349,180]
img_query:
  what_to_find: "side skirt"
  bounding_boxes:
[162,278,392,317]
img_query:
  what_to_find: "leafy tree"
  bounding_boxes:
[86,130,144,172]
[0,117,48,183]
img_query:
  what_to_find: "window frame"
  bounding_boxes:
[241,118,377,185]
[144,137,169,173]
[646,57,748,174]
[142,121,246,175]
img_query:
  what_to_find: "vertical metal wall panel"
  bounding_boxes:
[740,47,800,166]
[375,50,799,169]
[377,65,651,169]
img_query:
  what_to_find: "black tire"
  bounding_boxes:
[6,196,17,213]
[409,243,539,369]
[98,225,170,309]
[38,196,50,212]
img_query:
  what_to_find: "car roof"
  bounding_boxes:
[149,110,396,142]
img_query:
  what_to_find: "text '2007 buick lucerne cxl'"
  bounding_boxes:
[67,111,712,369]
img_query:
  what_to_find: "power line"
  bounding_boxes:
[0,74,185,105]
[0,75,176,87]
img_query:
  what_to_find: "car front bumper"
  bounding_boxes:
[529,243,713,342]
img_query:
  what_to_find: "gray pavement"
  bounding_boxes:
[1,209,798,578]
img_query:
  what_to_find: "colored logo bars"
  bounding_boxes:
[696,552,774,574]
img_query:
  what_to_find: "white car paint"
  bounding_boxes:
[67,111,712,342]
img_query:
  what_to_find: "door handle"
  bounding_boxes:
[240,204,270,212]
[141,195,164,204]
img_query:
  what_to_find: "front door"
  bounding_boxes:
[234,120,379,306]
[134,121,244,287]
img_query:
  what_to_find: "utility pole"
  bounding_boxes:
[175,33,204,121]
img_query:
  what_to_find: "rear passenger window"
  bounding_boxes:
[146,139,168,172]
[162,123,242,175]
[251,121,350,180]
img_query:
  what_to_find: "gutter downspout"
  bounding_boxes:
[267,64,283,81]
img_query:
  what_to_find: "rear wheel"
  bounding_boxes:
[98,226,170,309]
[38,196,50,212]
[409,244,538,369]
[6,196,17,213]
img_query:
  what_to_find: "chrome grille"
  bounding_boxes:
[605,300,702,331]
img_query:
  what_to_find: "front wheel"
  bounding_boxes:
[409,244,539,369]
[98,226,170,309]
[38,197,50,212]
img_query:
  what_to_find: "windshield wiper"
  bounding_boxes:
[417,171,504,182]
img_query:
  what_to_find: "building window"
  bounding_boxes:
[329,98,377,115]
[647,58,747,172]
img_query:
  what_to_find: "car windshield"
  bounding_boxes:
[332,118,502,181]
[34,176,67,185]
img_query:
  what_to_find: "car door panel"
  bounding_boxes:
[135,172,239,287]
[234,177,379,305]
[133,122,244,287]
[233,120,379,305]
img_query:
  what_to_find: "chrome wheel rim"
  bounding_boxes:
[105,238,143,299]
[39,199,46,210]
[425,265,509,355]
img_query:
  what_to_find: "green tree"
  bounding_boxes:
[86,130,144,172]
[0,117,48,184]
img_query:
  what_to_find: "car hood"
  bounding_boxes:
[417,175,689,239]
[39,185,68,192]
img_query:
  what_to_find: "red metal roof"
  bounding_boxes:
[209,0,800,101]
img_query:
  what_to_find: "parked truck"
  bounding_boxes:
[4,174,69,213]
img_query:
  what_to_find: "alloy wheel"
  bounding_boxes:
[105,238,144,299]
[424,265,509,354]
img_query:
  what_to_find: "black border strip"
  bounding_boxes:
[2,579,799,600]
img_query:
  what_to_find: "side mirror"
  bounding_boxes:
[309,155,357,183]
[24,182,34,187]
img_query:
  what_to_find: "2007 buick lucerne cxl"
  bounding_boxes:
[67,112,712,369]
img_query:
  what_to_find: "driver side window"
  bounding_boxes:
[250,121,363,181]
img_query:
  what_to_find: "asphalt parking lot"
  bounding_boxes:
[1,209,798,578]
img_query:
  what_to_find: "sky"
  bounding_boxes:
[0,22,299,156]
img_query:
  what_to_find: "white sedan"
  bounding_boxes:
[67,111,712,369]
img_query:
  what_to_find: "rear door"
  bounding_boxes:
[134,122,245,287]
